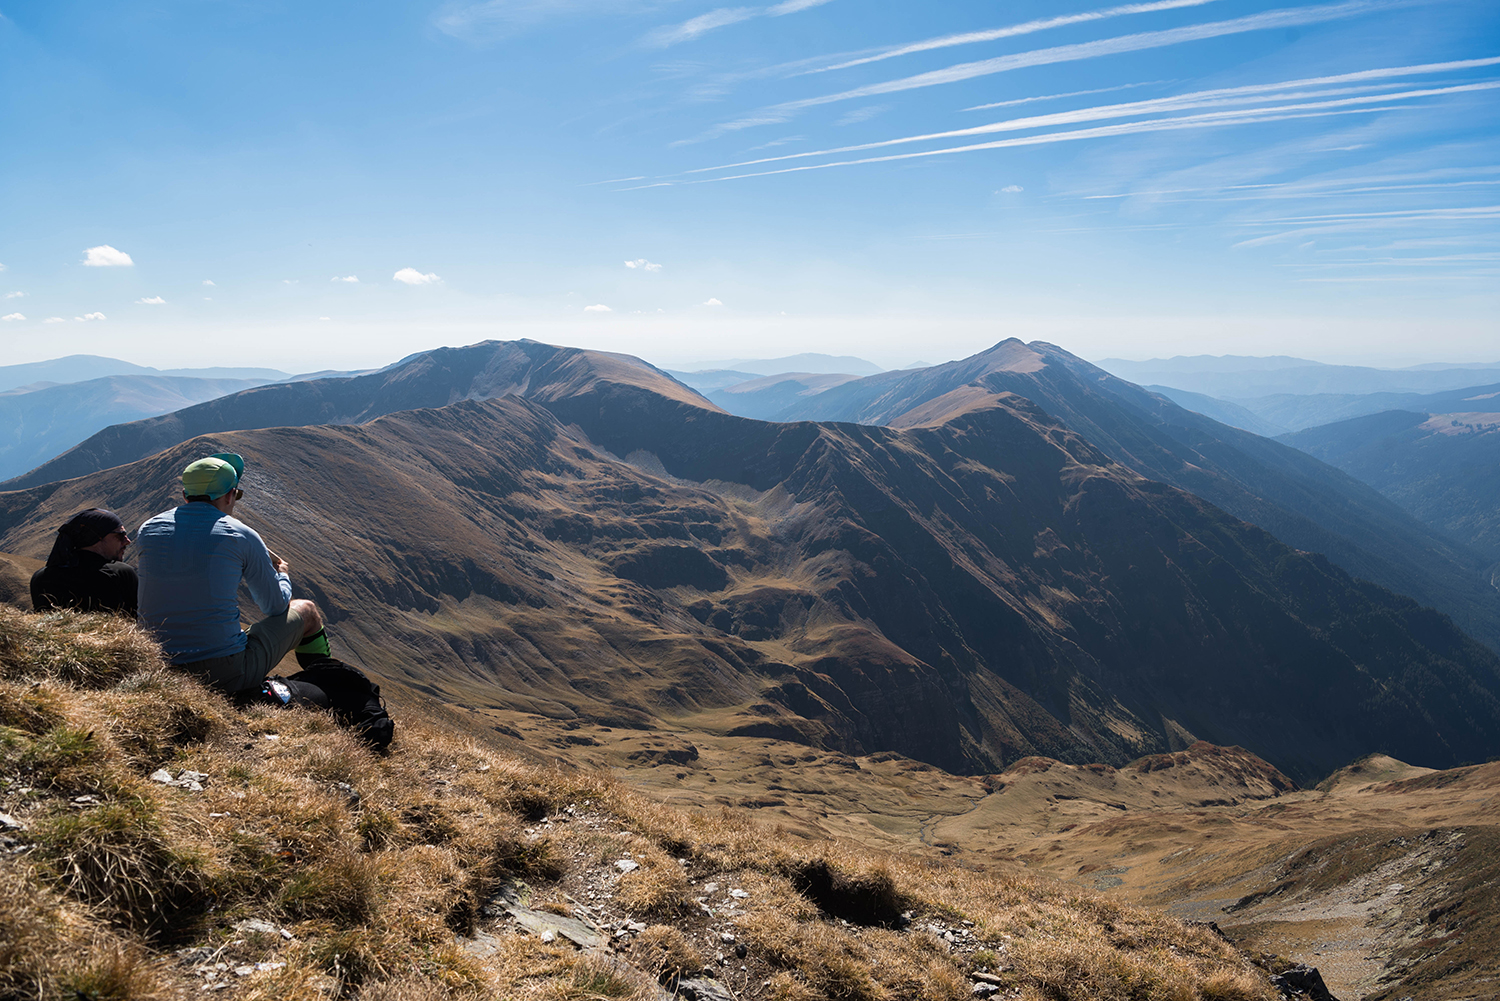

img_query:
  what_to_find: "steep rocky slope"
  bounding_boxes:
[3,382,1498,785]
[773,339,1500,653]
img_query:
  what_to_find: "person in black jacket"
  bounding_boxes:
[30,508,138,616]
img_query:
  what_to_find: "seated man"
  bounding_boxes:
[30,508,139,615]
[135,452,330,694]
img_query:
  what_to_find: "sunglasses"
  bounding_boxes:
[111,529,131,542]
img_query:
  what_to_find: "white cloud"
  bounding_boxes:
[1,313,24,322]
[0,263,6,271]
[282,279,299,285]
[647,7,756,46]
[702,297,724,306]
[82,245,134,267]
[43,317,66,324]
[4,291,24,299]
[583,303,613,312]
[202,279,215,286]
[332,275,359,283]
[394,267,442,285]
[76,312,106,321]
[136,296,166,305]
[625,258,663,271]
[320,316,332,321]
[1000,185,1024,193]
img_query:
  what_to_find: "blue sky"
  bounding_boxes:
[1,0,1496,371]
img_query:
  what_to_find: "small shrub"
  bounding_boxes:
[550,953,655,1000]
[632,925,703,981]
[54,945,163,1001]
[616,858,691,917]
[30,793,216,934]
[277,847,382,923]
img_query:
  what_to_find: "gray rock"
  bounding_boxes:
[678,976,737,1001]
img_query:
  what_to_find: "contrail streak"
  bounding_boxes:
[697,0,1415,137]
[813,0,1229,73]
[684,63,1500,175]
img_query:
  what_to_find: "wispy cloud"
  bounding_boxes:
[331,275,360,283]
[689,103,1409,184]
[3,291,23,299]
[135,296,166,305]
[768,0,833,12]
[693,0,1416,139]
[963,81,1167,112]
[681,61,1500,177]
[76,312,106,321]
[625,258,663,271]
[82,245,133,267]
[393,268,442,285]
[999,185,1024,193]
[645,0,836,47]
[812,0,1229,74]
[43,317,65,324]
[647,7,758,47]
[202,279,216,286]
[834,105,887,126]
[584,303,613,311]
[435,0,651,42]
[1,313,23,322]
[702,297,724,305]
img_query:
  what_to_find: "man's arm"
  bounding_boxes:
[240,529,292,616]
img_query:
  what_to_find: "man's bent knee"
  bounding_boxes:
[291,599,323,636]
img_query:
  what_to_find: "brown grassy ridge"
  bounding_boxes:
[0,605,1276,1001]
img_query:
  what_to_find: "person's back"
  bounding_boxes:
[135,452,328,693]
[30,508,137,616]
[136,501,288,663]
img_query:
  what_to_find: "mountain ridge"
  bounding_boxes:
[3,371,1498,783]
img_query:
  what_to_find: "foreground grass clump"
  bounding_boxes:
[0,606,1276,1000]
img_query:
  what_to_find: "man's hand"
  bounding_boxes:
[267,548,290,575]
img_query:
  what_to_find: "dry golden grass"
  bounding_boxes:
[0,606,1279,1000]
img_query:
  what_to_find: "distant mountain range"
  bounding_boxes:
[0,374,276,481]
[705,372,863,420]
[1283,411,1500,569]
[0,353,288,393]
[1096,355,1500,399]
[2,339,1498,783]
[676,353,883,376]
[1220,382,1500,432]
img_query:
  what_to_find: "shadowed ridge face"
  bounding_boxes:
[2,339,721,491]
[4,391,1498,784]
[775,338,1500,656]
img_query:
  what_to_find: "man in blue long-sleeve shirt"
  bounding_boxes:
[136,452,327,694]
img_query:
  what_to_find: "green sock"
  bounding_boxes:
[295,628,331,666]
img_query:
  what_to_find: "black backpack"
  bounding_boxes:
[258,658,395,750]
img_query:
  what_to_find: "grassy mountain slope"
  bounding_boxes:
[2,340,713,490]
[3,388,1498,784]
[774,339,1500,653]
[1282,410,1500,565]
[0,607,1277,1001]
